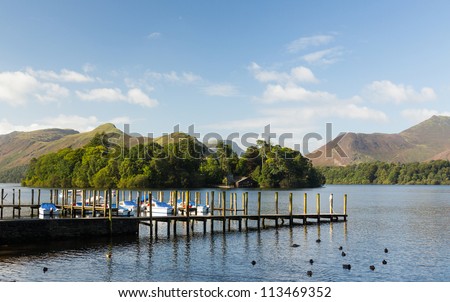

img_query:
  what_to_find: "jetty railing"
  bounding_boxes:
[0,188,348,230]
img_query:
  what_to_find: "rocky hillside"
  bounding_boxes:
[0,123,124,182]
[308,115,450,166]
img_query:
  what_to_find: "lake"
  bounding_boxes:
[0,184,449,282]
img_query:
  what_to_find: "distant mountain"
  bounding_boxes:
[0,124,125,182]
[307,115,450,166]
[0,124,213,182]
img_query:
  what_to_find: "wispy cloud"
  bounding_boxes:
[0,114,99,134]
[76,87,158,107]
[364,80,436,104]
[286,34,334,53]
[26,68,94,83]
[145,70,202,83]
[249,62,318,84]
[401,108,450,123]
[301,47,344,65]
[147,32,162,39]
[260,83,334,103]
[203,84,238,97]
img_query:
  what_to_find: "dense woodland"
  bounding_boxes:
[319,160,450,185]
[21,133,325,189]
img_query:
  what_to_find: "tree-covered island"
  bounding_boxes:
[22,132,325,189]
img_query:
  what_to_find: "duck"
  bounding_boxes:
[251,260,256,266]
[343,264,351,270]
[43,267,48,273]
[341,251,346,257]
[316,239,321,243]
[370,265,375,271]
[306,271,313,277]
[338,246,343,250]
[384,248,389,253]
[309,259,314,265]
[382,259,387,265]
[291,244,300,248]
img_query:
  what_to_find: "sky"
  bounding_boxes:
[1,0,450,152]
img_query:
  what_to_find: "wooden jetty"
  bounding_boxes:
[0,188,348,240]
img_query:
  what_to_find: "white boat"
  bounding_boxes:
[85,195,103,205]
[177,199,209,215]
[39,203,60,216]
[116,205,134,217]
[118,200,138,216]
[143,198,174,215]
[196,204,210,215]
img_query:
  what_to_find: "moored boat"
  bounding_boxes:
[142,198,174,215]
[39,203,59,217]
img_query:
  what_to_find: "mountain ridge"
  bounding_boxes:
[307,115,450,166]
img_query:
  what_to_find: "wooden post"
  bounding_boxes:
[274,192,279,228]
[186,190,190,235]
[222,191,226,233]
[289,192,293,227]
[103,190,108,217]
[71,188,76,217]
[316,193,321,224]
[172,190,177,217]
[245,192,249,230]
[49,189,52,203]
[18,189,21,218]
[0,188,3,219]
[303,193,307,224]
[108,189,113,220]
[137,191,141,218]
[115,190,120,216]
[206,191,209,207]
[81,190,86,217]
[38,189,41,206]
[136,191,141,217]
[257,192,261,231]
[31,189,35,217]
[210,192,215,232]
[234,193,237,215]
[149,192,153,238]
[329,193,334,214]
[344,194,347,221]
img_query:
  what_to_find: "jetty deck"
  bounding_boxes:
[0,188,347,243]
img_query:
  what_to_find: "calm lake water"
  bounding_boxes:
[0,184,449,282]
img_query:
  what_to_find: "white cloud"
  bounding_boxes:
[0,115,99,134]
[26,68,94,83]
[401,108,450,123]
[145,70,202,83]
[365,80,436,104]
[76,87,158,107]
[127,88,158,107]
[261,83,335,103]
[0,71,39,106]
[302,47,343,65]
[39,114,99,131]
[76,88,126,102]
[203,84,238,97]
[0,71,70,106]
[82,63,96,73]
[147,32,162,39]
[287,35,334,53]
[249,62,317,84]
[35,83,70,102]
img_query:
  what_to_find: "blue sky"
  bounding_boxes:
[1,0,450,152]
